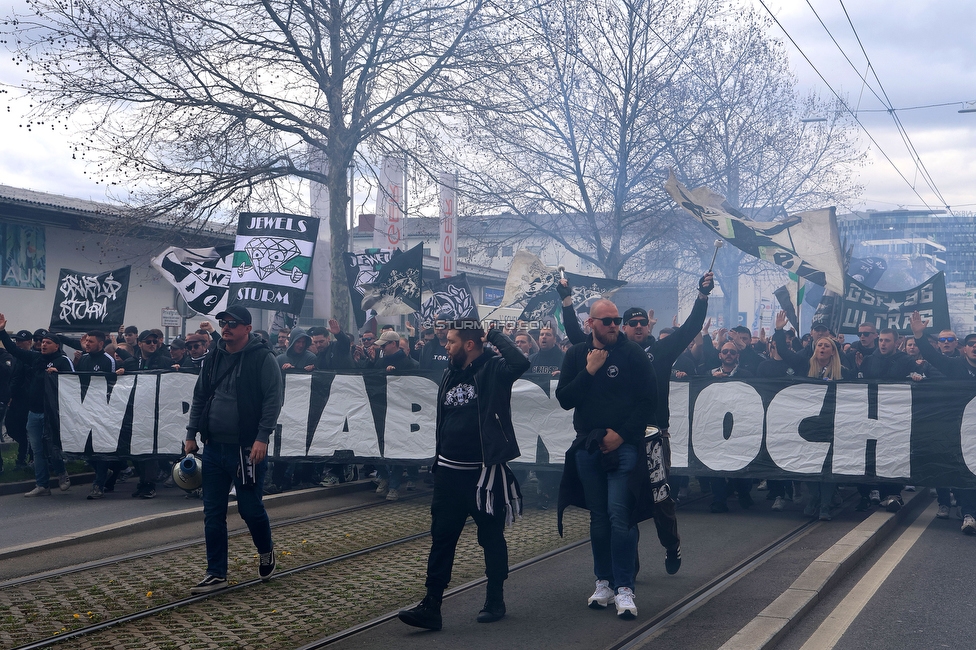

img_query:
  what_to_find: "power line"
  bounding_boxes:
[756,0,939,213]
[837,0,952,213]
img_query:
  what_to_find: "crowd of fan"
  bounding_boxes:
[1,301,973,536]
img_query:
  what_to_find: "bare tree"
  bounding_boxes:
[9,0,521,322]
[435,0,718,280]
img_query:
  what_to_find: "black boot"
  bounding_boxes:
[398,591,442,630]
[477,582,506,623]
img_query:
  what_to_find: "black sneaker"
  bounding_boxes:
[140,486,156,499]
[477,598,506,623]
[882,495,902,513]
[131,482,146,498]
[190,575,228,595]
[259,549,276,580]
[398,594,443,630]
[665,546,682,575]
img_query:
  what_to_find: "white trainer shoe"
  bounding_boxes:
[615,587,637,619]
[962,514,976,535]
[771,496,786,511]
[587,580,615,609]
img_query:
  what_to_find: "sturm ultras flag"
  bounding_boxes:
[229,213,319,315]
[150,245,234,316]
[838,271,949,334]
[420,273,479,327]
[360,243,423,316]
[665,171,846,293]
[343,249,394,328]
[50,266,130,332]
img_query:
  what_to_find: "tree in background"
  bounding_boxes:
[8,0,522,324]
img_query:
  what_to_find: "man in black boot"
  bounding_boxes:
[398,319,529,630]
[477,582,506,623]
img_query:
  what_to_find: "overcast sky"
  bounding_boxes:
[1,0,974,215]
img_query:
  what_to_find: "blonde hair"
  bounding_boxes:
[808,338,843,380]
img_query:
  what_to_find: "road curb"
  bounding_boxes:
[717,490,928,650]
[0,479,374,561]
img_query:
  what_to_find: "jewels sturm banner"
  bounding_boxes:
[229,212,319,315]
[50,373,976,487]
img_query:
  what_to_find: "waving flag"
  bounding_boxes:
[151,245,234,316]
[665,171,845,293]
[360,243,423,316]
[421,273,479,327]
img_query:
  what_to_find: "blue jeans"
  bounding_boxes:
[576,442,639,591]
[202,442,273,578]
[26,411,65,489]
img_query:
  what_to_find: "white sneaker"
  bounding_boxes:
[937,504,950,519]
[59,473,71,491]
[25,485,51,497]
[772,496,786,511]
[587,580,615,609]
[962,515,976,536]
[615,587,637,619]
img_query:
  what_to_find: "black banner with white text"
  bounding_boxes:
[49,374,976,487]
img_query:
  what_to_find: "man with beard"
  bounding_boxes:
[398,319,529,630]
[529,325,564,375]
[556,299,656,620]
[419,321,451,371]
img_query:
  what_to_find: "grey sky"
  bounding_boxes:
[1,0,974,214]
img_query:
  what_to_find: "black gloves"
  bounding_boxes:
[698,275,713,295]
[556,281,572,300]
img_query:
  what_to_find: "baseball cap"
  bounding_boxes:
[622,308,648,322]
[13,330,33,342]
[215,305,253,325]
[376,331,400,345]
[811,323,829,332]
[170,338,186,350]
[137,330,158,342]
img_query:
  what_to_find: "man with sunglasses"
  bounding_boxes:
[556,299,656,620]
[185,305,283,594]
[179,333,212,369]
[846,322,879,370]
[937,328,961,357]
[911,311,976,534]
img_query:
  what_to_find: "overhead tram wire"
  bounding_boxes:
[836,0,953,213]
[756,0,940,213]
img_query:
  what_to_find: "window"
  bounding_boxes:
[501,246,513,257]
[457,246,469,257]
[487,246,498,257]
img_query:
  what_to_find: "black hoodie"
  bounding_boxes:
[0,329,73,413]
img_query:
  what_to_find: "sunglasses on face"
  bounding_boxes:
[362,336,375,343]
[964,341,976,348]
[595,317,622,326]
[218,320,241,329]
[720,350,738,355]
[939,337,957,343]
[626,319,648,327]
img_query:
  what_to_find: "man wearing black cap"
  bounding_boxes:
[621,308,657,358]
[184,305,283,594]
[0,317,73,495]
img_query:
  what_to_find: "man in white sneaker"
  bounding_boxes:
[556,300,657,620]
[185,305,283,594]
[0,316,73,496]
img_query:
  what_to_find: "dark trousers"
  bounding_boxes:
[5,402,29,464]
[653,498,680,551]
[425,467,508,592]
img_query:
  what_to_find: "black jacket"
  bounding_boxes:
[915,336,976,380]
[859,349,916,380]
[433,328,530,469]
[76,350,116,375]
[187,334,282,447]
[0,329,73,413]
[315,331,353,370]
[382,349,419,372]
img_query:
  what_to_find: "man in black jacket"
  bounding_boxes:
[185,305,283,594]
[75,331,120,499]
[555,299,656,620]
[0,317,73,496]
[399,319,529,631]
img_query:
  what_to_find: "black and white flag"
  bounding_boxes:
[343,249,394,328]
[839,271,949,334]
[151,245,234,316]
[229,213,319,315]
[501,250,560,308]
[665,171,846,293]
[420,273,479,327]
[518,271,626,326]
[50,266,130,332]
[360,243,423,316]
